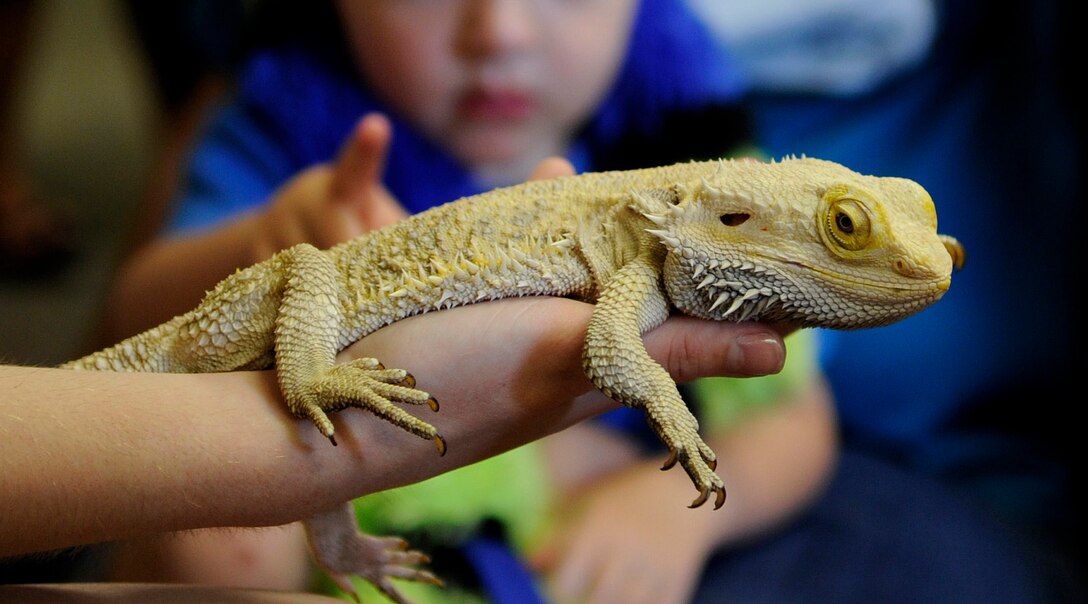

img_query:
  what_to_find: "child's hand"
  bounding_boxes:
[251,113,408,262]
[251,125,576,264]
[530,462,716,604]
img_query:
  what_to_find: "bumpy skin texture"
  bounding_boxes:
[64,157,959,602]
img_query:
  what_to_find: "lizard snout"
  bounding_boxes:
[891,249,954,291]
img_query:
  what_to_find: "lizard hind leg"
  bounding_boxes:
[273,243,444,452]
[304,503,443,604]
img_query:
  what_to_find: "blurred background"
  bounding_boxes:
[0,0,158,365]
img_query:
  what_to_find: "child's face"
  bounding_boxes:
[335,0,639,184]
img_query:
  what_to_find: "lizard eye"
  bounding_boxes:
[825,199,871,251]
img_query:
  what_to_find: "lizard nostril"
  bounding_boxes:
[894,258,913,277]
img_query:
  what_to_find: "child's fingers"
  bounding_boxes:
[529,156,576,181]
[333,113,391,195]
[333,113,408,230]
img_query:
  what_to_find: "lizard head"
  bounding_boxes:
[642,157,962,329]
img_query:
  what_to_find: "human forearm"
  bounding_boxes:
[0,365,314,556]
[2,297,787,558]
[0,364,603,558]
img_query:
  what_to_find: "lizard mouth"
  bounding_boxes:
[776,257,950,296]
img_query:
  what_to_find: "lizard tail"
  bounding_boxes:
[62,257,285,374]
[60,315,192,372]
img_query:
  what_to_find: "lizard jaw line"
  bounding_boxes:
[775,257,949,295]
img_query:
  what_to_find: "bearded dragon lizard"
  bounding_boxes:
[63,157,962,602]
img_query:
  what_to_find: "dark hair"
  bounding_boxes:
[245,0,346,57]
[125,0,350,108]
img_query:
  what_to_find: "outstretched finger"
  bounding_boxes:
[333,113,408,229]
[529,156,576,181]
[333,113,391,196]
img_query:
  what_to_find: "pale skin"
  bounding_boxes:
[335,0,638,184]
[95,0,838,601]
[0,297,789,589]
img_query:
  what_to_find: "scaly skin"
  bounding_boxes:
[63,157,962,602]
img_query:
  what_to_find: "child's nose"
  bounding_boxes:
[455,0,541,58]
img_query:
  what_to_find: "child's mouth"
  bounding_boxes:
[458,87,536,122]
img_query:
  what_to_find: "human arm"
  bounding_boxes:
[0,297,787,559]
[532,362,836,604]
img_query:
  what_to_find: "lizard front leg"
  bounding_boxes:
[582,245,725,509]
[273,243,445,451]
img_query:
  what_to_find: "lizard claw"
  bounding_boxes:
[688,484,727,509]
[647,411,726,510]
[319,534,443,604]
[689,486,709,508]
[661,447,678,471]
[292,360,443,450]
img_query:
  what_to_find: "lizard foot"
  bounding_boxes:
[658,425,726,509]
[306,504,443,604]
[291,358,444,453]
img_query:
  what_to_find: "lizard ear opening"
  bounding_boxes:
[720,213,750,227]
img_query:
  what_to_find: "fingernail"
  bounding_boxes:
[731,332,785,376]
